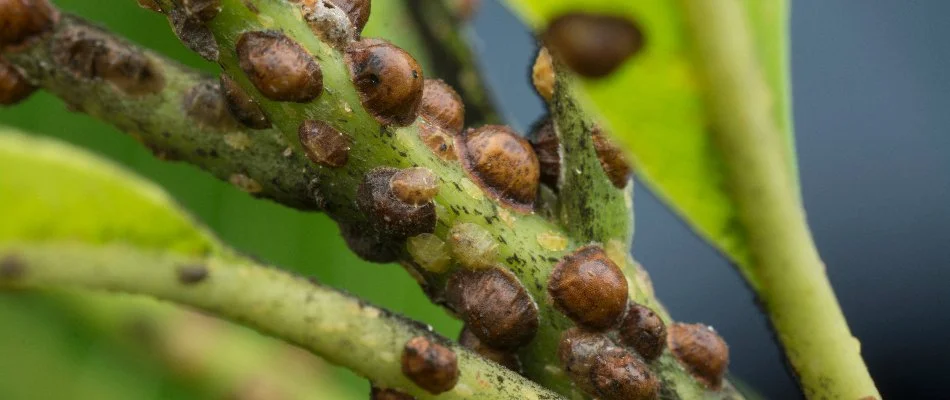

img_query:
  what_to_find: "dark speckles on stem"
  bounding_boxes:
[177,263,209,285]
[0,255,25,280]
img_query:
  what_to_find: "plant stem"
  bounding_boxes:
[55,292,352,399]
[3,4,744,398]
[0,241,562,400]
[551,72,632,245]
[3,15,321,211]
[683,1,880,398]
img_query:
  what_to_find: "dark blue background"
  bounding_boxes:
[472,1,950,398]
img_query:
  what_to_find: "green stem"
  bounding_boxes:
[55,292,352,399]
[0,241,561,400]
[551,71,632,244]
[683,1,879,398]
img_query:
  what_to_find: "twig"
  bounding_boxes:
[0,241,562,400]
[683,1,880,398]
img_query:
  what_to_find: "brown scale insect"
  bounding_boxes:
[219,74,271,129]
[417,121,457,161]
[531,47,555,101]
[549,245,628,330]
[293,0,354,49]
[445,268,539,350]
[420,79,464,133]
[182,79,239,130]
[528,118,631,190]
[0,57,35,105]
[356,167,436,238]
[591,126,632,188]
[168,8,219,62]
[346,38,424,126]
[557,328,612,394]
[668,323,730,389]
[176,264,209,285]
[52,24,165,96]
[0,0,57,49]
[401,336,459,394]
[390,167,439,205]
[293,0,371,38]
[339,222,400,263]
[590,346,660,400]
[543,13,644,78]
[458,326,521,373]
[298,120,350,168]
[182,0,220,22]
[370,386,414,400]
[619,302,667,361]
[327,0,370,36]
[527,117,559,188]
[236,31,323,103]
[558,329,659,400]
[456,125,540,212]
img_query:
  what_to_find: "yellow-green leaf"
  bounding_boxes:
[501,0,794,274]
[0,128,218,256]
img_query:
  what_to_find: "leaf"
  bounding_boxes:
[501,0,793,273]
[0,127,219,256]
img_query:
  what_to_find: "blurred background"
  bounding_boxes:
[1,0,948,399]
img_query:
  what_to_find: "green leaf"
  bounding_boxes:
[0,127,219,256]
[501,0,794,274]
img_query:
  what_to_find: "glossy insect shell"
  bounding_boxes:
[668,323,730,389]
[219,73,271,129]
[356,167,436,238]
[619,302,667,361]
[456,125,540,212]
[298,120,350,168]
[401,336,459,394]
[549,245,628,330]
[236,31,323,103]
[0,0,57,49]
[420,79,465,133]
[543,13,644,78]
[445,268,539,350]
[346,38,424,126]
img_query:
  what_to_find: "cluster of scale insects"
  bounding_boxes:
[0,0,732,399]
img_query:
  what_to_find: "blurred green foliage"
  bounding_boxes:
[0,1,459,398]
